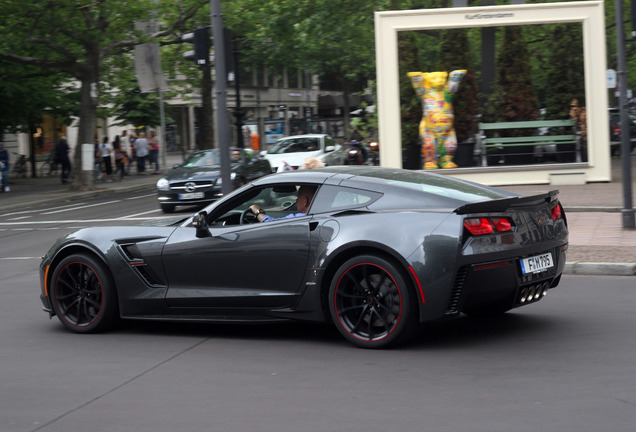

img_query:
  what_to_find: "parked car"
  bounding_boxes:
[609,109,636,156]
[262,134,345,171]
[41,166,568,349]
[156,147,271,213]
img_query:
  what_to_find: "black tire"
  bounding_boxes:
[329,255,417,349]
[161,204,176,213]
[50,253,119,333]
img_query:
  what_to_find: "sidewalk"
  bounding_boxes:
[1,152,635,275]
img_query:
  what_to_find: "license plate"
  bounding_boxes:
[178,192,204,200]
[520,252,554,274]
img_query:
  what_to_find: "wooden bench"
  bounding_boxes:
[478,119,581,166]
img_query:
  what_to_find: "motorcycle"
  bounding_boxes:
[345,140,368,165]
[368,141,379,165]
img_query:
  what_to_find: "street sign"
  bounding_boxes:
[607,69,617,89]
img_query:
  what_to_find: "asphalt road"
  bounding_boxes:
[1,193,635,432]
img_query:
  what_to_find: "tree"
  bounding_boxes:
[0,0,207,190]
[487,26,539,124]
[439,28,480,144]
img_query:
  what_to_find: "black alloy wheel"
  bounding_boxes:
[50,254,119,333]
[329,255,417,348]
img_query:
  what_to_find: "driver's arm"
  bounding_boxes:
[249,204,267,222]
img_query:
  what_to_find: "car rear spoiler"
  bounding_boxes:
[454,190,559,215]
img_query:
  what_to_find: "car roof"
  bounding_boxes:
[252,166,515,209]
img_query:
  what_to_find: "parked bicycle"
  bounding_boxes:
[12,153,27,178]
[39,150,58,177]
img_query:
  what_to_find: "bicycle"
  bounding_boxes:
[11,153,27,178]
[39,150,58,177]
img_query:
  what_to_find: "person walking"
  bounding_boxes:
[112,135,127,181]
[99,136,113,181]
[149,130,160,174]
[134,132,149,174]
[0,142,9,191]
[55,136,72,184]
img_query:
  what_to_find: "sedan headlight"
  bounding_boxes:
[156,178,170,191]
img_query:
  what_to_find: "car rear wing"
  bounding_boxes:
[454,190,559,215]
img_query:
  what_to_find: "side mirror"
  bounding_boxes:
[192,211,210,238]
[325,146,335,153]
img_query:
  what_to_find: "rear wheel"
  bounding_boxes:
[329,255,417,348]
[50,254,119,333]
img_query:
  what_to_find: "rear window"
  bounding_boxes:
[357,169,504,202]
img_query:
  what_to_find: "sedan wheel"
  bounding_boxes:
[50,254,119,333]
[329,255,416,348]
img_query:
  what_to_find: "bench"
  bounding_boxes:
[478,119,581,166]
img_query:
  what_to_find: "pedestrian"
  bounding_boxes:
[55,136,72,184]
[149,130,160,174]
[112,135,127,181]
[0,142,9,192]
[135,132,149,174]
[100,136,113,180]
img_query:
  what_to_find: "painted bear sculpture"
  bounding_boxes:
[408,70,466,169]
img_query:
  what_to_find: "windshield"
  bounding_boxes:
[267,137,320,154]
[183,149,243,168]
[184,150,220,168]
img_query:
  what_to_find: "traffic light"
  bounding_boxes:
[182,27,210,66]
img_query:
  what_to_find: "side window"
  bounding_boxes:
[311,185,382,213]
[325,136,335,148]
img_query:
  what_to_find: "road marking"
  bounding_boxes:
[0,202,88,218]
[0,217,177,226]
[125,193,156,200]
[42,200,121,215]
[8,216,32,221]
[119,209,162,218]
[1,257,39,260]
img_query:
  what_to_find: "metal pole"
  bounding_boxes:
[211,0,232,195]
[615,0,636,229]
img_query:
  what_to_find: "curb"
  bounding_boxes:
[564,262,636,276]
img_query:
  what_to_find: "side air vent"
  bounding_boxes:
[445,266,468,315]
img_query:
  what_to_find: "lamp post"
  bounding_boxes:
[615,0,636,229]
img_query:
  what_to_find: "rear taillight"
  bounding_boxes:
[464,217,513,236]
[551,203,562,221]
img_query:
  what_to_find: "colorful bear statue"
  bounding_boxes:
[408,69,466,169]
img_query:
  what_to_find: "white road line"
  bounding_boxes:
[118,209,162,218]
[42,200,121,215]
[8,216,32,221]
[1,257,40,260]
[0,217,176,226]
[0,202,88,218]
[125,193,156,200]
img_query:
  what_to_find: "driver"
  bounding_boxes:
[249,186,316,222]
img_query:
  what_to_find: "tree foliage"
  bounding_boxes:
[0,0,207,189]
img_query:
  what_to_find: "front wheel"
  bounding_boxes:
[329,255,417,348]
[50,254,119,333]
[160,204,175,213]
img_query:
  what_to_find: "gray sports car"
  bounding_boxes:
[39,166,568,348]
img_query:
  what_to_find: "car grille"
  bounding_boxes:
[169,180,215,191]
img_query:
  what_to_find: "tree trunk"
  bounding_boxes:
[71,73,98,191]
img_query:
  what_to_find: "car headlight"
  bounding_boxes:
[156,178,170,191]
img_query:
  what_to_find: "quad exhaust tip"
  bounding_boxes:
[519,282,550,303]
